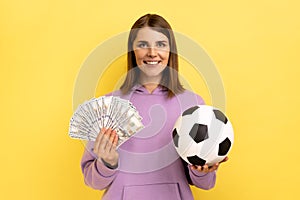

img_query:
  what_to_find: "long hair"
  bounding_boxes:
[120,14,184,98]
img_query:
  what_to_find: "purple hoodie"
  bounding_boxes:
[81,85,216,199]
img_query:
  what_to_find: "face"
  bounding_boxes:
[133,27,170,83]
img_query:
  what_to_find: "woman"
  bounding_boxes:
[81,13,227,199]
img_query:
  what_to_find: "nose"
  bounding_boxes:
[147,47,157,57]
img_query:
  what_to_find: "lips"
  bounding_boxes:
[143,60,161,65]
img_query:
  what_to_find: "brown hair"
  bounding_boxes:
[120,14,184,98]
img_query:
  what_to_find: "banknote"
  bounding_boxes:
[69,96,144,148]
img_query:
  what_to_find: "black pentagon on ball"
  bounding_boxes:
[189,123,208,143]
[172,129,179,148]
[182,106,199,116]
[213,109,228,124]
[218,137,231,156]
[187,155,206,166]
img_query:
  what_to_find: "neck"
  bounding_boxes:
[139,73,162,94]
[142,83,159,94]
[139,73,162,84]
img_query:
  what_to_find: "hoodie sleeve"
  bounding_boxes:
[188,166,216,190]
[80,141,118,190]
[181,158,216,190]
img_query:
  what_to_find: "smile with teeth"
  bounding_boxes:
[143,60,161,65]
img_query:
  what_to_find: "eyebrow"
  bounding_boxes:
[136,40,168,43]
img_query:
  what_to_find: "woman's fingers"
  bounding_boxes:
[113,133,118,146]
[99,128,112,152]
[106,130,116,152]
[220,156,229,163]
[96,128,118,153]
[191,157,228,173]
[93,128,106,154]
[93,128,119,167]
[201,165,209,172]
[190,164,212,173]
[112,131,119,151]
[208,163,219,172]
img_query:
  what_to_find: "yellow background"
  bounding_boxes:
[1,0,299,199]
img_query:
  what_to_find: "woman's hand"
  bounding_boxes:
[93,128,119,168]
[190,156,229,173]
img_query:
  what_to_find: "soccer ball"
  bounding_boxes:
[172,105,234,166]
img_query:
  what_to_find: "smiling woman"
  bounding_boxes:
[80,13,228,200]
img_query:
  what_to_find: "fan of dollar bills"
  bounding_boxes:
[69,96,144,148]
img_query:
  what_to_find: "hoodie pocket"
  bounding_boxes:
[123,183,181,200]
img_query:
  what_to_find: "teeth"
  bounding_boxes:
[146,61,159,65]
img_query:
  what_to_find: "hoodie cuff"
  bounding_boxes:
[95,159,118,178]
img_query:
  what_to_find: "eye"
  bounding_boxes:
[156,41,167,48]
[137,42,148,48]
